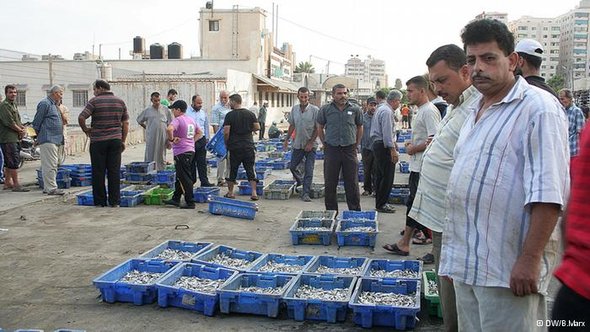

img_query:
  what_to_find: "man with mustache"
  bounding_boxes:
[439,19,569,331]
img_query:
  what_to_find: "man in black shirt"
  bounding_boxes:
[223,93,261,200]
[515,38,559,100]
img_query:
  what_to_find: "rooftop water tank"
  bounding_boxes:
[150,43,164,59]
[168,42,183,59]
[133,36,145,54]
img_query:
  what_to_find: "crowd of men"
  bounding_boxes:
[1,17,590,331]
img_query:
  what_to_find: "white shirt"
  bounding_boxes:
[439,77,570,293]
[408,86,480,232]
[409,102,441,172]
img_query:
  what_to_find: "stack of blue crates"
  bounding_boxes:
[154,170,175,188]
[36,167,72,190]
[125,161,156,184]
[335,211,379,248]
[398,161,410,173]
[62,164,92,187]
[389,186,410,204]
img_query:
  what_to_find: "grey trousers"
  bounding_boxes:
[433,231,458,332]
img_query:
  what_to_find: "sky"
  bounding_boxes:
[0,0,583,84]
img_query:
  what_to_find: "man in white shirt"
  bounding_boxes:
[186,94,213,187]
[210,90,231,186]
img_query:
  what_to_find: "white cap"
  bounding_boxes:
[515,39,544,58]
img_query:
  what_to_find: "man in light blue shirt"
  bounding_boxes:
[33,85,65,195]
[187,94,213,187]
[210,90,231,186]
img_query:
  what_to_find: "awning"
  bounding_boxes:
[253,74,298,92]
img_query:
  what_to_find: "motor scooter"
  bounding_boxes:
[19,122,40,168]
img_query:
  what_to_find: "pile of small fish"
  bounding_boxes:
[358,291,416,307]
[209,253,251,269]
[369,269,419,279]
[316,265,362,275]
[342,226,376,233]
[295,226,331,232]
[258,260,304,273]
[293,284,349,301]
[155,248,194,261]
[428,280,439,295]
[119,270,163,285]
[239,285,283,295]
[173,276,225,294]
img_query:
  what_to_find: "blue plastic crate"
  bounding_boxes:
[283,274,356,323]
[304,256,368,276]
[349,278,420,329]
[362,259,422,280]
[248,253,317,275]
[207,158,217,168]
[125,161,156,174]
[399,161,410,173]
[120,192,143,207]
[206,128,227,158]
[315,151,324,160]
[38,177,71,190]
[61,163,92,172]
[156,262,238,316]
[193,187,220,203]
[358,172,364,182]
[389,188,410,205]
[155,170,175,183]
[336,219,379,247]
[398,145,407,154]
[217,272,295,317]
[76,190,94,206]
[270,160,289,170]
[193,245,263,271]
[139,240,213,261]
[238,180,264,196]
[255,167,272,180]
[208,196,257,220]
[289,218,335,246]
[36,168,71,180]
[273,179,297,187]
[255,159,274,169]
[92,259,178,305]
[71,178,92,187]
[341,210,377,221]
[126,171,156,182]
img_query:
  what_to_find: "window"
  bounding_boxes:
[16,91,26,107]
[209,20,219,32]
[73,90,88,107]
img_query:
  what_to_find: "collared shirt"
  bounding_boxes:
[566,103,586,157]
[210,102,231,127]
[554,125,590,300]
[317,101,362,147]
[288,103,319,149]
[524,76,559,100]
[360,112,374,150]
[370,103,395,148]
[33,96,64,145]
[0,100,22,143]
[186,106,210,140]
[79,92,129,143]
[408,86,480,232]
[409,102,441,172]
[439,76,570,293]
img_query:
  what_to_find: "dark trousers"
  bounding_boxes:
[551,283,590,332]
[192,137,210,185]
[372,141,395,209]
[90,139,122,206]
[361,148,376,193]
[173,152,195,206]
[290,148,316,195]
[406,171,428,232]
[259,122,265,140]
[324,144,360,212]
[228,148,256,182]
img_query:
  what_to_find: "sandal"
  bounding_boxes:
[382,243,409,256]
[250,196,259,201]
[412,236,432,245]
[223,193,235,199]
[417,253,435,264]
[12,186,30,192]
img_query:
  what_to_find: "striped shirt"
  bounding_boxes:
[409,102,441,172]
[79,92,129,143]
[554,125,590,300]
[565,104,586,157]
[33,96,64,145]
[439,76,570,293]
[408,86,480,232]
[210,102,231,127]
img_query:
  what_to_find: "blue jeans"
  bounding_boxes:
[289,148,316,195]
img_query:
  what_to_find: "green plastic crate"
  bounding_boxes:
[423,270,442,318]
[144,188,175,205]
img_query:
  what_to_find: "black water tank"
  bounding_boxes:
[150,43,164,59]
[168,42,182,59]
[133,36,145,54]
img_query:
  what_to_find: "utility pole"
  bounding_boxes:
[48,53,53,87]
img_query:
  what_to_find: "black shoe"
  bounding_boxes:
[201,183,215,187]
[181,204,196,209]
[163,199,180,207]
[377,205,396,213]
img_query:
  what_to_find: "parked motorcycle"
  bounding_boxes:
[19,122,40,168]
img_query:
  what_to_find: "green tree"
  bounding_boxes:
[547,74,564,92]
[294,61,315,73]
